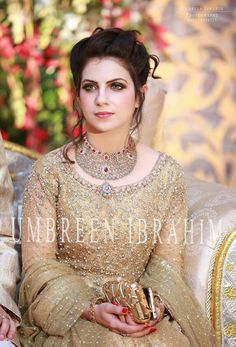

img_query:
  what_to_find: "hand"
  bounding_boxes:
[0,305,17,341]
[83,302,154,337]
[117,304,160,338]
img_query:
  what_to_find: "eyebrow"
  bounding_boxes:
[81,78,128,84]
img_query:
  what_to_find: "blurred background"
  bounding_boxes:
[0,0,235,187]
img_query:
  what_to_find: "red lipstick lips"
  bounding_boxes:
[94,112,114,118]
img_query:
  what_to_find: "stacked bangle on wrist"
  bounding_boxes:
[153,294,166,322]
[87,302,97,323]
[87,297,104,323]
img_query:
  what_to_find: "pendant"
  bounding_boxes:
[100,182,114,198]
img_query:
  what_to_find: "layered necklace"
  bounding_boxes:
[75,134,137,197]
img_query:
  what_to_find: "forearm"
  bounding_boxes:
[19,259,96,336]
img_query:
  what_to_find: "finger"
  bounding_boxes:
[109,317,148,334]
[109,326,150,337]
[143,307,161,328]
[111,303,132,325]
[124,312,155,328]
[109,328,121,334]
[110,325,157,338]
[119,315,126,324]
[147,319,158,327]
[108,305,129,317]
[0,316,10,340]
[147,309,160,327]
[128,326,157,338]
[111,302,125,324]
[7,318,16,340]
[125,314,143,326]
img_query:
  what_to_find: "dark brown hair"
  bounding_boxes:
[63,27,160,162]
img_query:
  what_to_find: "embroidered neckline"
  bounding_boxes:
[58,149,166,195]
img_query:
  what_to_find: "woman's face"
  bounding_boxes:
[78,57,141,135]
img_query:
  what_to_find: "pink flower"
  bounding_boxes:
[148,22,169,50]
[15,41,31,59]
[45,59,60,68]
[66,112,87,137]
[21,111,35,130]
[0,37,15,59]
[53,77,63,87]
[32,51,45,65]
[19,96,37,130]
[14,34,39,60]
[0,24,9,37]
[9,64,20,74]
[24,62,33,78]
[71,125,87,138]
[25,127,49,152]
[26,96,37,111]
[44,45,59,57]
[33,127,49,141]
[113,8,130,27]
[0,130,8,140]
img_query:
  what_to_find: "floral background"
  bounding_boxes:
[0,0,166,152]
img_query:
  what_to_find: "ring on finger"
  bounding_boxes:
[119,332,128,337]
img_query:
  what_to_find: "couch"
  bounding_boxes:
[3,79,236,346]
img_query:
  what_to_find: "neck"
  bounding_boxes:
[85,131,131,153]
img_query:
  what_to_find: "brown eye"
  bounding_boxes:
[82,84,96,91]
[111,82,125,90]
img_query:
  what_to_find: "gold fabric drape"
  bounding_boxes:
[18,145,216,346]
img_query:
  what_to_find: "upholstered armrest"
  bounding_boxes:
[184,170,236,347]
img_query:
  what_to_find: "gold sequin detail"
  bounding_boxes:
[224,323,236,337]
[224,287,236,300]
[225,263,234,272]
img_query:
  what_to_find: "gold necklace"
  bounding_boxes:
[75,135,137,183]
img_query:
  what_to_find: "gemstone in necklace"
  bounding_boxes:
[102,164,109,174]
[100,182,113,198]
[75,134,137,181]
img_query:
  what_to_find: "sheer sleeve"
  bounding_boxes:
[19,154,96,337]
[21,155,58,271]
[153,166,188,276]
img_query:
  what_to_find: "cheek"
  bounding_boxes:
[116,90,136,107]
[79,92,93,111]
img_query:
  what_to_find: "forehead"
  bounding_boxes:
[81,57,131,80]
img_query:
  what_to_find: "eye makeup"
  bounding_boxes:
[82,81,126,92]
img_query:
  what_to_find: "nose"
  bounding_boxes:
[95,88,109,106]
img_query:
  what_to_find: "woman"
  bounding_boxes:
[18,27,215,346]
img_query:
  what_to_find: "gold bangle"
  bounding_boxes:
[87,297,104,323]
[153,295,165,322]
[88,302,97,323]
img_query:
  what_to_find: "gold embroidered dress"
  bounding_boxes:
[18,145,215,346]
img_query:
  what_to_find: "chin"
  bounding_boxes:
[86,123,118,134]
[93,127,118,134]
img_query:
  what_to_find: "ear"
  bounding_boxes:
[135,84,148,108]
